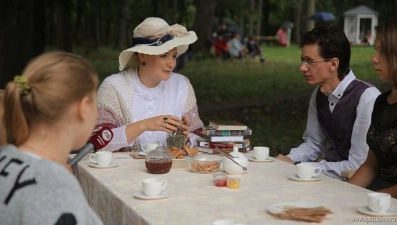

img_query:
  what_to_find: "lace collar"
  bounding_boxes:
[130,69,165,101]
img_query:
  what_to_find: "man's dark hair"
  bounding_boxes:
[300,23,351,80]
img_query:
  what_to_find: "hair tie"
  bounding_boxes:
[14,75,31,94]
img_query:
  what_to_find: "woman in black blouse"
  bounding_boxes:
[349,17,397,197]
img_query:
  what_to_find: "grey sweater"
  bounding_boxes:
[0,145,103,225]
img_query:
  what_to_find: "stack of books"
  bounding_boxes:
[193,120,252,152]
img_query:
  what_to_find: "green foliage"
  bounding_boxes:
[183,45,377,104]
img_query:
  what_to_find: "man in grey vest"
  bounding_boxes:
[276,24,380,179]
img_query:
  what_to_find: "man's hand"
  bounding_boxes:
[276,154,295,164]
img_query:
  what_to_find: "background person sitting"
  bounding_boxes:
[228,32,247,61]
[214,35,230,60]
[246,36,265,62]
[361,30,374,46]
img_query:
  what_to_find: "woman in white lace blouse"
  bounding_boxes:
[97,17,204,152]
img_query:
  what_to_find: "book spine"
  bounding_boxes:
[197,141,249,148]
[209,142,247,148]
[193,129,208,138]
[203,129,252,136]
[210,136,244,142]
[199,146,252,154]
[214,146,252,153]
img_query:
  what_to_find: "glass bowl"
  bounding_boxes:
[185,155,223,174]
[172,158,188,168]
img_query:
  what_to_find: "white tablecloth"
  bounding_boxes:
[73,152,397,225]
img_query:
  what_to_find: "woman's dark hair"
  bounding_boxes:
[375,17,397,88]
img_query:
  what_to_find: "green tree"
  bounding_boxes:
[191,0,217,54]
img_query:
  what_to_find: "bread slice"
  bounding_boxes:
[184,145,199,155]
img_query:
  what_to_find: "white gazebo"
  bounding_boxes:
[343,5,378,45]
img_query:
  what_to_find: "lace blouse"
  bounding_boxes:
[96,69,204,152]
[367,90,397,183]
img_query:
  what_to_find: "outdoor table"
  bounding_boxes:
[72,152,397,225]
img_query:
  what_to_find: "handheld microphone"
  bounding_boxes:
[68,125,114,167]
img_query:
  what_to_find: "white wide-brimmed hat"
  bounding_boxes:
[118,17,197,71]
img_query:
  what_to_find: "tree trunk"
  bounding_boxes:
[216,0,225,26]
[117,0,129,50]
[103,0,112,44]
[256,0,263,36]
[152,0,158,17]
[93,1,100,49]
[56,0,73,52]
[248,0,255,36]
[75,0,84,45]
[46,0,56,46]
[261,0,270,35]
[33,0,46,56]
[172,0,177,24]
[178,0,186,24]
[0,0,45,89]
[305,0,315,32]
[238,0,244,35]
[293,0,303,44]
[163,0,169,22]
[191,0,216,53]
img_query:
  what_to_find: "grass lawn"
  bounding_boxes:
[83,45,382,156]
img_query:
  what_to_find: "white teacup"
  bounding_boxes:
[368,193,391,213]
[296,163,321,179]
[142,178,167,197]
[253,146,269,160]
[89,151,112,166]
[142,142,159,153]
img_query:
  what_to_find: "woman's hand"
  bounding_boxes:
[142,115,183,133]
[181,116,190,138]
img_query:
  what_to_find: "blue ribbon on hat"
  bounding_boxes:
[132,34,174,47]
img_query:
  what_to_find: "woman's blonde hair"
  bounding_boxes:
[375,17,397,88]
[4,51,99,145]
[127,52,140,70]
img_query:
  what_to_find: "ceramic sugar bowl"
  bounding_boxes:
[223,147,248,175]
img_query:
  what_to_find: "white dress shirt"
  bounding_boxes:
[101,72,189,152]
[287,71,381,179]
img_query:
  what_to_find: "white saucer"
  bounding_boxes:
[268,202,323,214]
[288,174,322,182]
[357,206,397,216]
[138,152,147,156]
[248,156,276,162]
[134,191,170,200]
[88,162,118,168]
